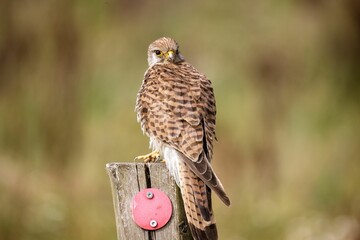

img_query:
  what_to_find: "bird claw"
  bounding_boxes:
[134,151,161,163]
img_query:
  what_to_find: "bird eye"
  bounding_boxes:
[154,50,161,55]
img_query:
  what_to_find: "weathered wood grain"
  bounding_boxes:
[106,163,146,240]
[106,162,193,240]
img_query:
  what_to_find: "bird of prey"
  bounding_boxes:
[135,37,230,240]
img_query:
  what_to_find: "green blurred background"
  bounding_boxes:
[1,0,360,239]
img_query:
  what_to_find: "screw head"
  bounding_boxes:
[146,191,154,199]
[150,220,158,228]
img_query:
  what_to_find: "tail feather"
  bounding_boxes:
[178,160,218,240]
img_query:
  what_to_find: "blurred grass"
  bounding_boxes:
[1,0,360,239]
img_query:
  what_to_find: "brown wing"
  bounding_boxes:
[136,62,230,206]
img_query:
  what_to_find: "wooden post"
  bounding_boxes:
[105,162,193,240]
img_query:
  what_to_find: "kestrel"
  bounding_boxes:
[135,37,230,240]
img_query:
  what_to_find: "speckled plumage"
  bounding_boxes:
[136,37,230,240]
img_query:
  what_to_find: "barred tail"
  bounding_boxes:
[178,160,218,240]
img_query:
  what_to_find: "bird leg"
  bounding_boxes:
[135,151,161,163]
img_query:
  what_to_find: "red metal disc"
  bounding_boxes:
[131,188,173,230]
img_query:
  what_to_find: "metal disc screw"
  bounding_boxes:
[146,191,154,199]
[150,220,158,228]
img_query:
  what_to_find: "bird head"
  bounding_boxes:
[147,37,185,67]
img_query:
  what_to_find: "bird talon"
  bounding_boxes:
[135,151,161,163]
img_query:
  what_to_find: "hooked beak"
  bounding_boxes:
[165,50,175,62]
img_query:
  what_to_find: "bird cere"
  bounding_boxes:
[135,37,230,240]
